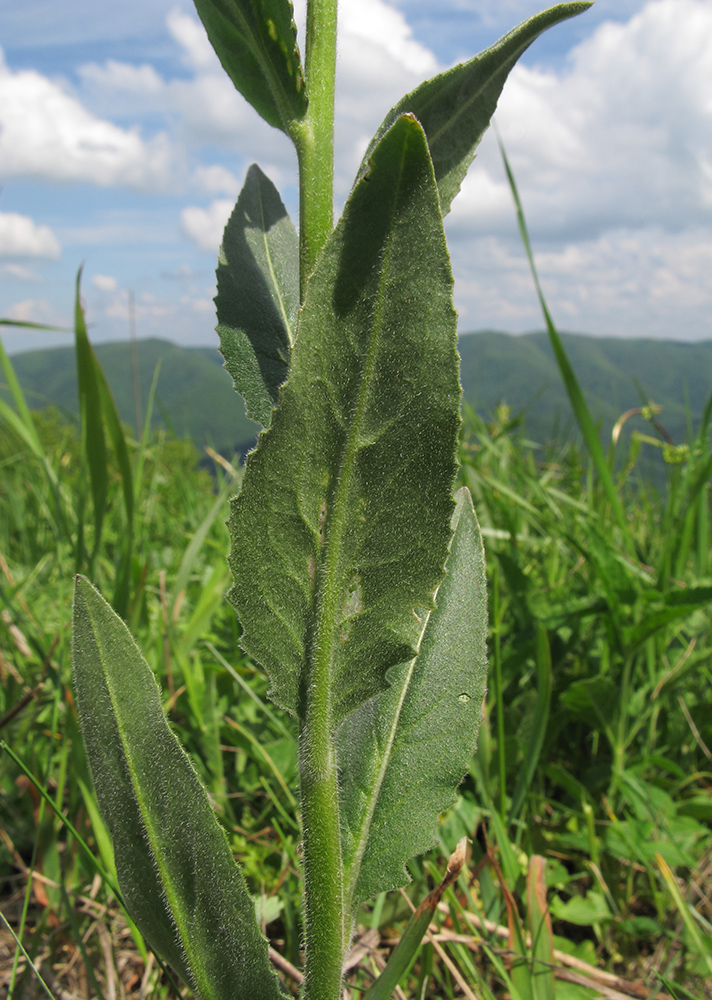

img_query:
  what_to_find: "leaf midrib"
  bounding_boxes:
[426,9,569,153]
[90,608,204,997]
[375,6,585,188]
[341,644,422,912]
[308,144,408,733]
[256,186,295,348]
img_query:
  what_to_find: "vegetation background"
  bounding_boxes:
[2,291,712,999]
[5,331,712,459]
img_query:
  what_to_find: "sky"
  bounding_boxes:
[0,0,711,355]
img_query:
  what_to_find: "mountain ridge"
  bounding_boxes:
[4,331,711,457]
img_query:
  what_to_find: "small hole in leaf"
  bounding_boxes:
[343,575,363,618]
[458,693,471,704]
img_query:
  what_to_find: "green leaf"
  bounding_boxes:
[71,576,282,1000]
[227,114,461,723]
[72,269,135,608]
[193,0,306,133]
[549,890,612,927]
[92,338,135,614]
[357,2,593,215]
[338,487,487,908]
[497,133,630,540]
[74,269,109,567]
[508,625,552,823]
[658,853,712,981]
[361,839,467,1000]
[216,164,298,428]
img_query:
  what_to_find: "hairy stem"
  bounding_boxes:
[299,704,346,1000]
[291,0,338,300]
[299,519,349,996]
[295,8,343,998]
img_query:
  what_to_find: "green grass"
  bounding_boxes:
[3,338,261,458]
[1,295,712,999]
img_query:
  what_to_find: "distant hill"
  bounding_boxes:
[4,332,711,456]
[458,331,712,448]
[4,338,260,456]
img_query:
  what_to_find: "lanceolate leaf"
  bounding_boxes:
[227,114,461,724]
[71,577,283,1000]
[338,488,488,908]
[193,0,306,133]
[216,164,298,428]
[357,2,593,215]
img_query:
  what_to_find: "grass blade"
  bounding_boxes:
[362,839,467,1000]
[508,626,552,822]
[0,909,56,1000]
[656,853,712,979]
[497,132,629,538]
[73,269,109,572]
[93,344,135,612]
[526,856,555,1000]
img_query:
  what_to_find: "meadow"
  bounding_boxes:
[1,301,711,999]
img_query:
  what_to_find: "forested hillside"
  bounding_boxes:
[5,331,711,455]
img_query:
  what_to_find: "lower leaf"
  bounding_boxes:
[339,487,488,910]
[71,576,283,1000]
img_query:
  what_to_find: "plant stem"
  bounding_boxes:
[293,5,342,997]
[291,0,338,300]
[299,710,346,1000]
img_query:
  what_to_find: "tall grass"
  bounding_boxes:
[1,275,711,998]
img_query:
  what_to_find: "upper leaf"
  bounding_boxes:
[338,487,488,908]
[216,164,298,428]
[193,0,307,133]
[227,114,461,723]
[357,2,593,215]
[72,576,283,1000]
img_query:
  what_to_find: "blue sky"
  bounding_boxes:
[1,0,710,354]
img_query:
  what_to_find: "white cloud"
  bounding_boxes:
[451,227,712,340]
[5,299,62,325]
[167,8,220,73]
[1,263,41,281]
[169,72,269,144]
[0,211,61,257]
[450,0,712,238]
[193,164,242,197]
[340,0,437,76]
[330,0,442,194]
[179,294,214,314]
[79,59,163,96]
[76,14,294,180]
[3,0,711,345]
[74,3,435,199]
[0,46,173,189]
[92,274,117,291]
[440,0,712,340]
[181,199,234,251]
[95,292,215,343]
